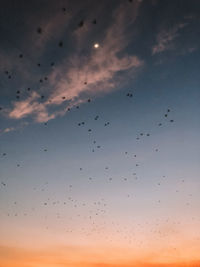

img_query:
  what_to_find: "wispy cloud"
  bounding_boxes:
[0,122,29,135]
[7,1,143,123]
[152,23,188,55]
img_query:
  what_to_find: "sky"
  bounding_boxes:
[0,0,200,266]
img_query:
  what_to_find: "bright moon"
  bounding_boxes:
[94,43,99,48]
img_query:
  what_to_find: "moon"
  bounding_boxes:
[94,43,100,48]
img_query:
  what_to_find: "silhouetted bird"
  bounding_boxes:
[59,41,63,47]
[79,20,84,27]
[37,27,42,34]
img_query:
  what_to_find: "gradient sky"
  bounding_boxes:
[0,1,200,266]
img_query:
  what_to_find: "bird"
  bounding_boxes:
[126,92,133,97]
[78,20,84,27]
[59,41,63,47]
[37,27,42,34]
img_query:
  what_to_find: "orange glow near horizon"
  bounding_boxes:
[0,240,200,267]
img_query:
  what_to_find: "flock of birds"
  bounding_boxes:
[0,0,197,248]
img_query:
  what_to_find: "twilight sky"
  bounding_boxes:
[0,0,200,266]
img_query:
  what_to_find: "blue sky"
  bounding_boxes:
[0,0,200,266]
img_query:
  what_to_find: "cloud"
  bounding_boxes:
[7,1,143,123]
[152,23,188,55]
[2,127,15,133]
[0,122,29,136]
[8,92,55,122]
